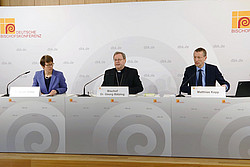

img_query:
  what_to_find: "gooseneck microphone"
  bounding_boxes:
[78,74,104,97]
[2,71,30,97]
[176,73,196,97]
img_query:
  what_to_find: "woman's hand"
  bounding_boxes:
[49,90,57,96]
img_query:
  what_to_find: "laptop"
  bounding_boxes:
[235,81,250,97]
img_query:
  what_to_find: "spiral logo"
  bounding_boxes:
[238,17,250,28]
[0,101,65,153]
[201,102,250,158]
[5,24,15,34]
[92,101,171,156]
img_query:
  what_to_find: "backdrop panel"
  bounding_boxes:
[0,0,250,95]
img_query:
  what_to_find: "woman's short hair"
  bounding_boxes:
[40,55,53,66]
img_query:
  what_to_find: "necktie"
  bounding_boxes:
[197,69,203,86]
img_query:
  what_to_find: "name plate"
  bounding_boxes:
[10,87,40,97]
[97,86,129,97]
[191,86,226,98]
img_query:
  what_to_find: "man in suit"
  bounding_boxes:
[102,51,143,94]
[180,47,230,94]
[33,55,67,95]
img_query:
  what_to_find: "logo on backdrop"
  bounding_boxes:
[232,11,250,33]
[0,18,42,38]
[0,18,15,34]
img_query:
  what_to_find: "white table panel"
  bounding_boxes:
[65,96,172,156]
[0,95,65,153]
[172,96,250,159]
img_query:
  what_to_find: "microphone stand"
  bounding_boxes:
[78,74,104,97]
[2,71,30,97]
[176,73,196,97]
[176,90,185,97]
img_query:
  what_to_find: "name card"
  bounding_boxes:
[10,87,40,97]
[191,86,226,98]
[97,86,129,97]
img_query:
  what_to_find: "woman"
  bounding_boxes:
[33,55,67,95]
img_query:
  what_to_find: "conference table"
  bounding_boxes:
[0,94,250,159]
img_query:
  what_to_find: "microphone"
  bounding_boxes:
[2,71,30,97]
[176,73,196,97]
[78,74,104,97]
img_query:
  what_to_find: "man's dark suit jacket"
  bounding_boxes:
[102,66,143,94]
[180,63,230,94]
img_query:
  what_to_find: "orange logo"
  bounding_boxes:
[222,100,226,103]
[176,99,180,103]
[8,98,16,103]
[69,98,77,103]
[0,18,15,34]
[232,11,250,29]
[153,99,157,103]
[111,99,114,102]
